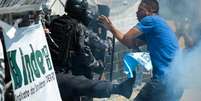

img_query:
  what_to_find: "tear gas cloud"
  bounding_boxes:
[169,43,201,89]
[159,0,201,99]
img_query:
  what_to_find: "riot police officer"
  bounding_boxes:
[48,0,135,100]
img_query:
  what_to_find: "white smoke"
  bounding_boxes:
[159,0,201,101]
[169,42,201,89]
[158,0,201,100]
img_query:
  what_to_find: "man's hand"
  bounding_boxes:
[98,15,143,49]
[98,15,113,31]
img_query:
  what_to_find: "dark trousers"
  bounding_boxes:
[56,72,113,101]
[134,79,184,101]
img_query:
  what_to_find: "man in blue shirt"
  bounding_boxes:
[99,0,183,100]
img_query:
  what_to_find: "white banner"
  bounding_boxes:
[1,21,62,101]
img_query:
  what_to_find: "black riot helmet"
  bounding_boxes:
[65,0,88,18]
[65,0,96,26]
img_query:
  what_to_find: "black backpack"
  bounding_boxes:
[48,15,82,69]
[48,15,104,78]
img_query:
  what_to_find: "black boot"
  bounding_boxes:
[111,72,136,98]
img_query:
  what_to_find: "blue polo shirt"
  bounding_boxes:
[135,15,179,79]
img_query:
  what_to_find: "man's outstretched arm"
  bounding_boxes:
[98,15,145,48]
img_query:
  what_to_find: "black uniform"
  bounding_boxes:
[47,14,112,101]
[47,0,135,100]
